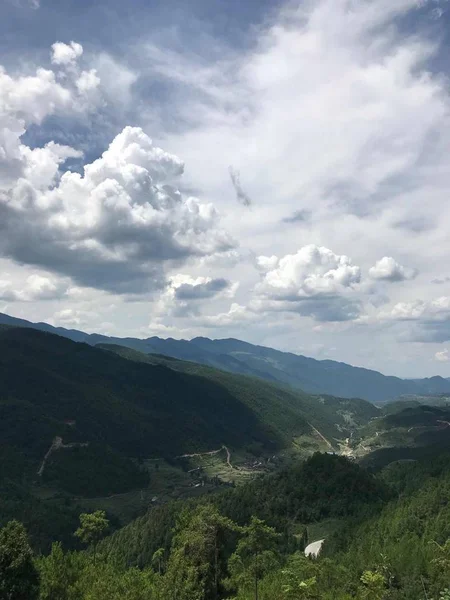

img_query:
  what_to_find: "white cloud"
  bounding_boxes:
[76,69,101,94]
[0,46,234,295]
[435,348,450,362]
[381,296,450,321]
[50,308,98,328]
[257,245,361,298]
[377,296,450,343]
[369,256,417,282]
[154,273,236,317]
[200,303,259,328]
[251,245,362,322]
[5,1,450,375]
[51,41,83,66]
[89,53,138,106]
[0,274,69,301]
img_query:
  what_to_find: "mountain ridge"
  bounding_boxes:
[1,311,450,402]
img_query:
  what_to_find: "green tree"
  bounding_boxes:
[0,520,39,600]
[358,571,387,600]
[74,511,109,564]
[37,541,86,600]
[152,548,165,576]
[281,552,321,600]
[78,562,156,600]
[162,504,238,600]
[227,516,280,600]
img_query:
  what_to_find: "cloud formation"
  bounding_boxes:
[254,245,362,321]
[51,41,83,66]
[0,46,234,295]
[228,167,252,207]
[369,257,417,282]
[435,349,450,362]
[379,296,450,342]
[282,210,311,224]
[0,274,69,301]
[154,273,236,318]
[3,0,450,375]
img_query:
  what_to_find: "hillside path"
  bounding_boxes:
[177,445,234,469]
[308,423,333,449]
[37,436,89,476]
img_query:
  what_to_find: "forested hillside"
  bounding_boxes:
[351,404,450,469]
[2,311,450,402]
[3,452,448,600]
[0,325,377,551]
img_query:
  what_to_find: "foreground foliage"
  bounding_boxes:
[1,453,449,600]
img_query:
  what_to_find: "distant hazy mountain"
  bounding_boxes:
[1,311,449,402]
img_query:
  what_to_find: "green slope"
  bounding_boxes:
[325,454,450,598]
[2,311,450,402]
[0,326,379,546]
[97,343,379,443]
[350,403,450,469]
[100,453,388,568]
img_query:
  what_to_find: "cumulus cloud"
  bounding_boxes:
[379,296,450,342]
[175,277,231,300]
[369,257,417,282]
[381,297,450,321]
[228,166,252,207]
[200,303,259,328]
[76,69,101,94]
[435,348,450,362]
[257,245,361,298]
[51,41,83,66]
[0,47,234,296]
[154,273,236,318]
[253,245,362,321]
[0,274,69,301]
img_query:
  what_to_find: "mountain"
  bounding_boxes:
[1,311,450,402]
[0,324,378,548]
[352,403,450,469]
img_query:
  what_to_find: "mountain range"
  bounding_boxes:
[1,311,449,403]
[0,322,378,547]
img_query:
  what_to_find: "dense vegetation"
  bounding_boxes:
[3,310,450,402]
[100,453,388,568]
[1,452,449,600]
[0,326,377,551]
[1,322,449,599]
[354,404,450,470]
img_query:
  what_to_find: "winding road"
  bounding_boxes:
[177,445,234,469]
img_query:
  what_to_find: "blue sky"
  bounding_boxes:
[2,0,450,377]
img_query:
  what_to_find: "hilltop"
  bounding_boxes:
[1,311,450,402]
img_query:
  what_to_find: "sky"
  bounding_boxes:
[2,0,450,377]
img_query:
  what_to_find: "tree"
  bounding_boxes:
[358,571,387,600]
[37,541,87,600]
[74,511,109,564]
[162,504,238,600]
[227,516,280,600]
[281,552,321,600]
[152,548,165,575]
[0,520,39,600]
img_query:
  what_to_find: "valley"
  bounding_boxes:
[0,319,449,600]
